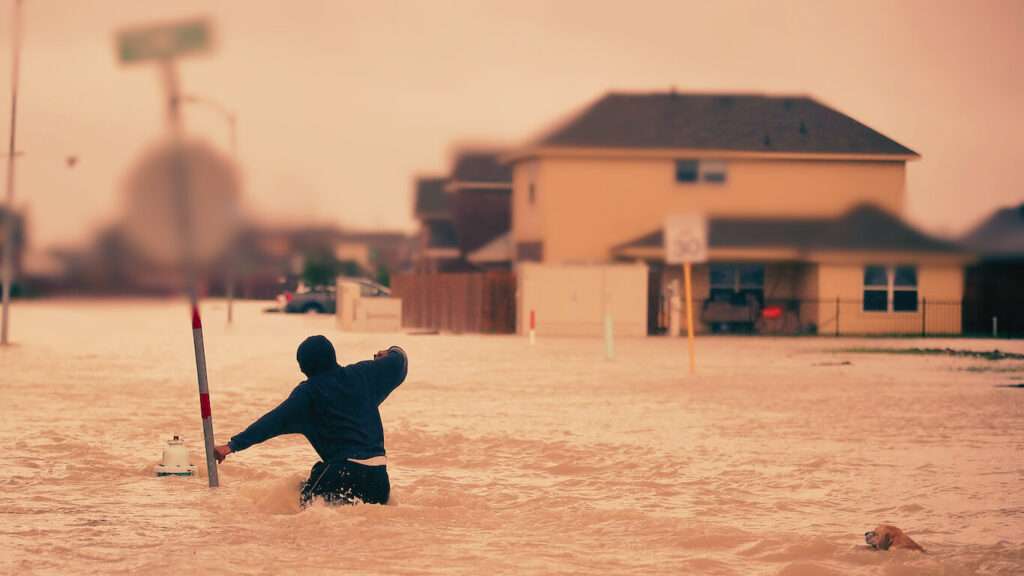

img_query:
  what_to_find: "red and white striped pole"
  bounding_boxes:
[191,301,219,487]
[529,309,536,346]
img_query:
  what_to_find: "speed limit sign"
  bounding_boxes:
[664,214,708,264]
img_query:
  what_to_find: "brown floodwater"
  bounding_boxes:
[1,300,1022,575]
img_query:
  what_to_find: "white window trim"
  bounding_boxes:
[862,265,919,314]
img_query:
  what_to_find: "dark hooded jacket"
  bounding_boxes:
[228,339,408,462]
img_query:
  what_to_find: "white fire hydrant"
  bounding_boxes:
[154,435,197,477]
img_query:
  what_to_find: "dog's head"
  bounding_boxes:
[864,529,893,550]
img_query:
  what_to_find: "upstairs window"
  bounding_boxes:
[863,265,918,312]
[700,160,728,184]
[675,160,698,183]
[675,159,727,184]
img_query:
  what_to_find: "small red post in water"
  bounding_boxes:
[529,309,536,346]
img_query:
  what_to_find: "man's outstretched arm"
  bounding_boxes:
[214,385,311,462]
[369,346,408,405]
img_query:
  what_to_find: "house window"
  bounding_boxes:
[863,265,888,311]
[862,265,918,312]
[675,159,728,184]
[709,263,764,304]
[700,160,728,184]
[675,160,698,183]
[892,265,918,312]
[516,241,543,262]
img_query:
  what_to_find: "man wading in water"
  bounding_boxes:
[214,335,408,506]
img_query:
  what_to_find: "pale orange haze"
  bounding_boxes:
[1,0,1022,250]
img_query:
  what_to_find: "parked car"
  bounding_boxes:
[278,278,391,314]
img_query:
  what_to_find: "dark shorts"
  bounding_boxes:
[300,460,390,507]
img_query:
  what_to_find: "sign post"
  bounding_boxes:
[116,19,232,488]
[665,214,708,375]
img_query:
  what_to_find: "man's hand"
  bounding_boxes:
[373,349,389,360]
[214,444,232,464]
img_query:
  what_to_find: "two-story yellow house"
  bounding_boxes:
[505,91,970,335]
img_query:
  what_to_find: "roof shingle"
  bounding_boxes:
[960,204,1024,257]
[450,151,512,183]
[538,92,917,156]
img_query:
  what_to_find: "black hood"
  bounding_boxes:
[296,335,337,377]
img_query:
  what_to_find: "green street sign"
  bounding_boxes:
[117,19,212,63]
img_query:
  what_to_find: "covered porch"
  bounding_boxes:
[613,205,970,336]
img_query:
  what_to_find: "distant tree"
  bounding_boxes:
[338,260,362,278]
[301,251,368,288]
[301,251,341,288]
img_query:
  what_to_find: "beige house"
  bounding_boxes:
[505,91,971,335]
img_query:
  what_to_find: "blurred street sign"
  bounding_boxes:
[122,139,241,267]
[664,214,708,264]
[117,18,211,63]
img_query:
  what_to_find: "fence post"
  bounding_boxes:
[921,298,926,337]
[834,297,840,337]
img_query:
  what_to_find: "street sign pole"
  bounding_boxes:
[665,214,708,376]
[683,262,695,375]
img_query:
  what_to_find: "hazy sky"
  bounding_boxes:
[1,0,1022,250]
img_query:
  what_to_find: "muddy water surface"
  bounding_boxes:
[2,300,1022,575]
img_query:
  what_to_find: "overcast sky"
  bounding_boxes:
[1,0,1022,250]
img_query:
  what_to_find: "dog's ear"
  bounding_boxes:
[877,532,893,551]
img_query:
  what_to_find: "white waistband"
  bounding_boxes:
[346,455,387,466]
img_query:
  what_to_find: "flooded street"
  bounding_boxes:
[2,300,1022,575]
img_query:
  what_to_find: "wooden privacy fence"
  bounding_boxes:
[391,271,516,333]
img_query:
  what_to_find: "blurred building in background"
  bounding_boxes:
[447,150,512,269]
[960,203,1024,336]
[32,219,414,299]
[412,149,513,272]
[413,175,459,272]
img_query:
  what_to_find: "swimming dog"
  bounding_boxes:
[864,525,925,552]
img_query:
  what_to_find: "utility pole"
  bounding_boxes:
[2,0,24,346]
[181,94,238,324]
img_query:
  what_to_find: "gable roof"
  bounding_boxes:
[467,232,513,264]
[960,203,1024,257]
[614,205,957,256]
[413,177,450,219]
[450,151,512,183]
[536,92,917,157]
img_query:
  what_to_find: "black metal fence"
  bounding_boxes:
[656,297,997,337]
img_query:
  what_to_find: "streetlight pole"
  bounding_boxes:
[180,94,238,324]
[2,0,24,346]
